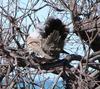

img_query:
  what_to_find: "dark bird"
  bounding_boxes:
[42,18,69,59]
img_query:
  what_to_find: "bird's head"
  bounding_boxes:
[43,17,68,39]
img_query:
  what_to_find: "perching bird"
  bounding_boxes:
[42,18,68,59]
[26,23,53,59]
[27,18,68,61]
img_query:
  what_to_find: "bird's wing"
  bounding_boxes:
[41,30,64,58]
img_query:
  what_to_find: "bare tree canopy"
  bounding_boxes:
[0,0,100,89]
